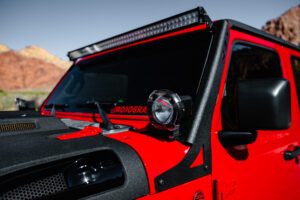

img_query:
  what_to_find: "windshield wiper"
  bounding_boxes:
[45,104,69,116]
[77,100,114,130]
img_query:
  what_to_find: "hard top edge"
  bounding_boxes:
[224,19,300,52]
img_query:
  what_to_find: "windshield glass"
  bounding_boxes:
[44,29,212,115]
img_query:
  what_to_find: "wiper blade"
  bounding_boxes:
[77,100,114,130]
[45,104,69,109]
[45,104,69,116]
[87,101,118,107]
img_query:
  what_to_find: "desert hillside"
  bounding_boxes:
[263,5,300,46]
[0,45,70,110]
[0,44,10,53]
[18,46,72,70]
[0,50,66,90]
[0,44,72,91]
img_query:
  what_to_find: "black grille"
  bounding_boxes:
[0,123,36,132]
[0,173,68,200]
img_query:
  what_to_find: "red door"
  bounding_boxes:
[210,29,300,200]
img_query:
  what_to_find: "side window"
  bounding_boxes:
[291,56,300,107]
[221,42,282,130]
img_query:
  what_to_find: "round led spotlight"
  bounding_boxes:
[147,89,191,131]
[152,96,174,125]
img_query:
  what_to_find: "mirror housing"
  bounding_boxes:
[14,98,36,111]
[219,131,257,147]
[237,78,291,130]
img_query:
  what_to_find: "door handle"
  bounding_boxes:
[284,146,300,164]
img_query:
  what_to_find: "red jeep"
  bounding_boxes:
[1,7,300,200]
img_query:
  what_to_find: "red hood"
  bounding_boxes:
[106,129,190,194]
[49,112,190,194]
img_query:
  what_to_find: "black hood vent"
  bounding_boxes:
[0,123,36,132]
[0,111,72,137]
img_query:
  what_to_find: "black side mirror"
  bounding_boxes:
[237,78,291,130]
[14,98,36,111]
[219,78,291,147]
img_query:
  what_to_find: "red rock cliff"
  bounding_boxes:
[262,5,300,46]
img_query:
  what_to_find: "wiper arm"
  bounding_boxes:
[45,104,69,116]
[77,100,114,130]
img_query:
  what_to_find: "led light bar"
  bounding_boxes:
[68,7,212,61]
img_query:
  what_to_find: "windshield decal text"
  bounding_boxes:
[110,106,147,114]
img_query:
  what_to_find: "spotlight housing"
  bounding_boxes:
[147,90,192,131]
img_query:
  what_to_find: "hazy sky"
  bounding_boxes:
[0,0,299,61]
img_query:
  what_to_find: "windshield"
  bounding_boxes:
[44,29,212,115]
